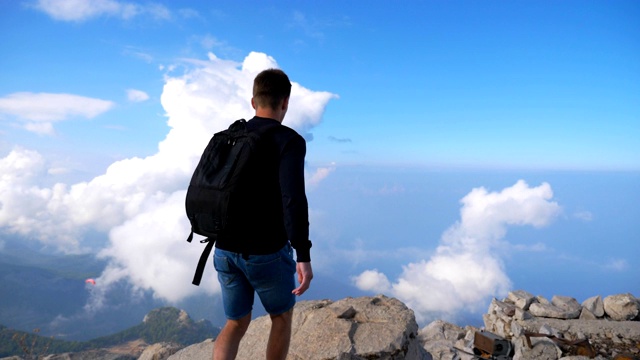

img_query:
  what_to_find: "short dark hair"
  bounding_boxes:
[253,68,292,110]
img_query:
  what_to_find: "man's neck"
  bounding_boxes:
[255,107,284,123]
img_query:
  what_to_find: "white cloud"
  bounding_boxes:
[123,47,154,63]
[352,269,391,294]
[145,3,170,20]
[126,89,149,102]
[33,0,170,22]
[287,83,338,140]
[199,34,223,51]
[34,0,137,21]
[0,147,83,249]
[95,191,218,304]
[0,92,114,135]
[511,242,547,252]
[306,163,336,187]
[573,210,593,222]
[604,258,628,272]
[0,52,336,306]
[353,180,561,322]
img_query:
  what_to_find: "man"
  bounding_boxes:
[212,68,313,360]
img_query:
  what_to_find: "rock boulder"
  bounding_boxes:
[166,339,214,360]
[604,294,640,321]
[582,295,604,318]
[171,295,430,360]
[138,342,182,360]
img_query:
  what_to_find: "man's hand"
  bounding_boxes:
[292,262,313,296]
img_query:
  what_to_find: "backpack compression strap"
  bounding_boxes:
[192,236,216,286]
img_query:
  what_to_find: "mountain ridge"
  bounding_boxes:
[0,306,220,358]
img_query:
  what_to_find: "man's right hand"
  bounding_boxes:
[292,262,313,296]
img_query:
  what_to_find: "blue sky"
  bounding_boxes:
[0,0,638,328]
[1,0,638,171]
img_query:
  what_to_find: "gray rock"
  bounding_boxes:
[511,321,525,338]
[579,307,597,320]
[513,337,561,360]
[166,339,214,360]
[508,316,640,340]
[551,295,582,319]
[536,295,551,305]
[529,302,576,319]
[484,309,516,338]
[603,293,640,321]
[508,290,536,310]
[419,320,465,342]
[514,307,532,321]
[419,320,468,359]
[226,295,430,360]
[491,298,517,317]
[582,295,605,318]
[138,342,182,360]
[539,324,562,339]
[429,291,640,360]
[42,351,135,360]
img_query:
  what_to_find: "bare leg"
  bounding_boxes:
[266,308,293,360]
[213,313,252,360]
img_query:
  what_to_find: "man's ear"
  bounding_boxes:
[251,97,256,110]
[281,97,289,111]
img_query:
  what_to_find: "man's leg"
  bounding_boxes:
[213,312,252,360]
[266,308,293,360]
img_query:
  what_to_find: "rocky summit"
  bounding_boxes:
[2,291,639,360]
[422,290,640,360]
[172,292,639,360]
[171,294,430,360]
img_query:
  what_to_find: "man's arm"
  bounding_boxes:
[279,134,313,296]
[279,134,311,262]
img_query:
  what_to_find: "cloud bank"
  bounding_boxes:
[0,92,114,135]
[33,0,171,22]
[353,180,561,322]
[0,51,336,308]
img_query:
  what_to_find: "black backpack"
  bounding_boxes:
[185,119,277,285]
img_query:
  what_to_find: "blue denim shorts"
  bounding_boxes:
[213,243,297,320]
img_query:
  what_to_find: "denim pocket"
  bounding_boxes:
[246,254,281,284]
[213,254,236,286]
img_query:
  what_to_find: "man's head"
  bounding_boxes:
[252,68,292,111]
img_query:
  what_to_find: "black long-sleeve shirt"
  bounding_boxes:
[215,116,311,262]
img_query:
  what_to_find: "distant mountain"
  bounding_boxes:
[0,324,86,358]
[88,307,219,347]
[0,240,171,340]
[0,239,226,342]
[0,241,104,335]
[0,306,220,358]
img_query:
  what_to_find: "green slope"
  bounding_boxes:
[0,307,219,357]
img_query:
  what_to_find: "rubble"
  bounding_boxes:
[481,291,640,360]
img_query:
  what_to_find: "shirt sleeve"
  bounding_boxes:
[279,134,311,262]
